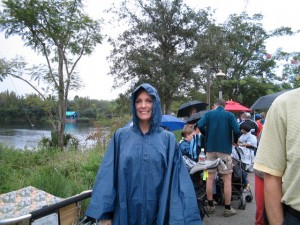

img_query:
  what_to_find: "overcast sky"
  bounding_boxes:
[1,0,300,100]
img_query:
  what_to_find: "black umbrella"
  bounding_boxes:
[177,100,208,117]
[186,110,209,124]
[250,89,292,110]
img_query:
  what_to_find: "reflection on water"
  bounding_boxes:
[0,123,100,150]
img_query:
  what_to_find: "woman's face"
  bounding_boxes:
[135,90,153,122]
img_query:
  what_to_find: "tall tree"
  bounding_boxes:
[108,0,212,113]
[0,0,102,149]
[194,12,296,107]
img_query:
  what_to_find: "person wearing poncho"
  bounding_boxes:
[85,83,201,225]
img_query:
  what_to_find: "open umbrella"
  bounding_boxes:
[177,100,208,117]
[225,100,251,112]
[250,89,292,110]
[186,110,209,124]
[124,115,186,131]
[161,115,186,131]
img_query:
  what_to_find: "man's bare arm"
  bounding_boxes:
[264,173,284,225]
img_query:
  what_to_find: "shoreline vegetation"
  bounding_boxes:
[0,143,105,215]
[0,115,132,195]
[0,144,104,195]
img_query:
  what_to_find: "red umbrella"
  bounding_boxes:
[225,100,251,112]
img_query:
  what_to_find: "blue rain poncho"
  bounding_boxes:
[85,83,201,225]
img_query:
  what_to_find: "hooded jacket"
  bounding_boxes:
[85,83,201,225]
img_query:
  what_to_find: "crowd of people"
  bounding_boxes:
[84,82,299,225]
[179,99,265,219]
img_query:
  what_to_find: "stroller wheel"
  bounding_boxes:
[245,195,253,203]
[238,198,246,210]
[238,199,243,209]
[197,198,207,220]
[238,203,242,209]
[241,201,246,210]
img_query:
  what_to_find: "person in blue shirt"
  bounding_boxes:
[85,83,201,225]
[197,98,240,217]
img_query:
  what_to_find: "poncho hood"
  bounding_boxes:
[131,83,162,133]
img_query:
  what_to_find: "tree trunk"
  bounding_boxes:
[57,49,66,150]
[165,97,172,115]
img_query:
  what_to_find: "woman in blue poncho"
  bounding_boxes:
[85,83,201,225]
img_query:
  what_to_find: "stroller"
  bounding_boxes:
[186,157,227,220]
[232,146,255,172]
[196,148,253,211]
[230,147,254,208]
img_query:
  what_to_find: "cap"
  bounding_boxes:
[255,114,262,119]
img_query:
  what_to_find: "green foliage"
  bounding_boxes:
[173,130,182,142]
[68,97,113,120]
[39,131,80,149]
[106,96,131,118]
[107,1,299,110]
[108,0,213,113]
[0,144,103,197]
[0,0,103,149]
[0,90,121,127]
[81,108,97,119]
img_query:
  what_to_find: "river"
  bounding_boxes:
[0,123,102,150]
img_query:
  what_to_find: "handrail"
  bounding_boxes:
[0,190,92,225]
[0,214,31,225]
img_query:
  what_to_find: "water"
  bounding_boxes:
[0,123,101,150]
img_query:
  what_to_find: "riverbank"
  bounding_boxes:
[0,123,103,150]
[0,145,104,196]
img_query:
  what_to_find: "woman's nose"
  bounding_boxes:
[141,100,147,107]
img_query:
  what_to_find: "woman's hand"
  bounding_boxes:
[99,219,112,225]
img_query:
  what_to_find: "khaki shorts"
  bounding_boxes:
[206,152,233,175]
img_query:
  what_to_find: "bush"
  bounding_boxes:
[0,145,104,197]
[39,132,80,149]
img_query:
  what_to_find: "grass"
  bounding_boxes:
[0,126,182,196]
[0,143,105,220]
[0,143,103,197]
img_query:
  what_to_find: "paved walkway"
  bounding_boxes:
[202,172,256,225]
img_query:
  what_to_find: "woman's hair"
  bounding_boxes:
[181,126,194,138]
[134,87,153,102]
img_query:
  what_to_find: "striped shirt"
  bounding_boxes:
[254,88,300,211]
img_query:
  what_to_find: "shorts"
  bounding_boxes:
[206,152,233,175]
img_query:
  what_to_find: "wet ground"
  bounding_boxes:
[202,172,256,225]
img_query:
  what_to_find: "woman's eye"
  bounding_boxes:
[135,99,142,104]
[135,98,153,105]
[146,99,153,103]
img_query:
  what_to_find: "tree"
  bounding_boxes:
[221,13,296,106]
[194,12,296,107]
[0,0,102,149]
[0,58,10,81]
[108,0,213,114]
[272,50,300,89]
[81,108,97,119]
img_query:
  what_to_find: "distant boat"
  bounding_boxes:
[65,111,78,123]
